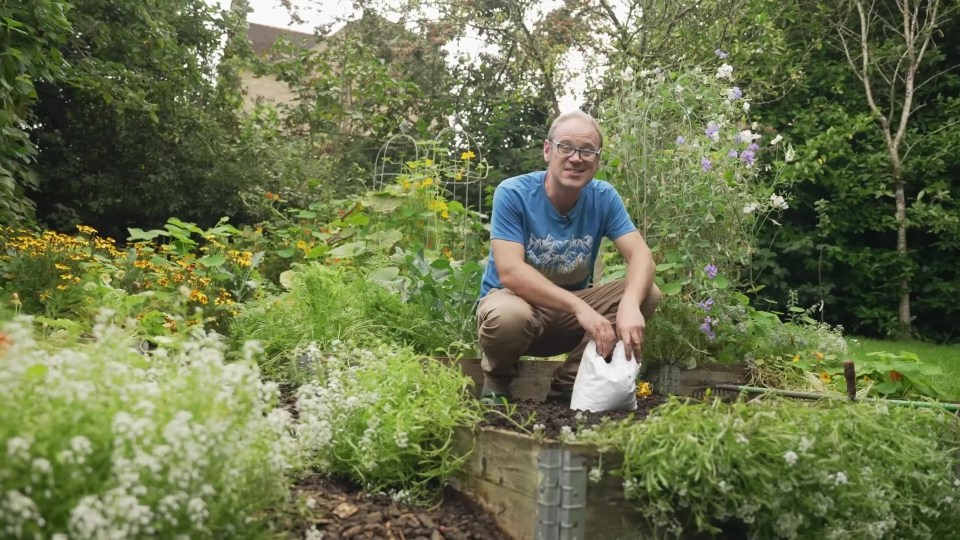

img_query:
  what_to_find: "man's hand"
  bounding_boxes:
[576,305,616,358]
[617,304,646,362]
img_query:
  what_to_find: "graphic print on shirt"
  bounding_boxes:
[525,233,594,287]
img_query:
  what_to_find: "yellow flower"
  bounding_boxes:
[55,263,70,271]
[862,375,873,383]
[441,210,450,219]
[424,159,433,166]
[420,177,434,187]
[636,381,653,398]
[402,180,412,190]
[76,225,97,235]
[813,351,825,361]
[443,247,453,260]
[454,172,463,181]
[819,371,832,384]
[461,150,476,161]
[792,354,800,362]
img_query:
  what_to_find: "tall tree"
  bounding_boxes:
[832,0,957,336]
[28,0,263,239]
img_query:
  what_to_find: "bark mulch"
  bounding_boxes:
[290,475,511,540]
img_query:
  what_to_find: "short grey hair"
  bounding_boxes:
[547,110,603,148]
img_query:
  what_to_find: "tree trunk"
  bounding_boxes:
[894,176,911,337]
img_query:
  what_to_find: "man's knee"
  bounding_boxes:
[477,294,536,346]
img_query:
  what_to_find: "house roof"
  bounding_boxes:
[247,22,318,57]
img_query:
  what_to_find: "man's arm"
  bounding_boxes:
[492,239,617,356]
[612,231,656,360]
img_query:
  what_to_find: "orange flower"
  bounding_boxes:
[889,370,903,382]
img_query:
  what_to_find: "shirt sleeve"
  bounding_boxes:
[490,184,525,244]
[603,185,638,240]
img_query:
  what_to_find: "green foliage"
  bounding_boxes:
[0,317,297,537]
[584,397,960,539]
[0,220,261,335]
[0,0,71,225]
[27,0,277,239]
[748,1,960,340]
[374,250,484,355]
[230,264,451,379]
[294,341,482,502]
[258,12,456,197]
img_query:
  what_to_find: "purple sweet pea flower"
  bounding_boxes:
[698,298,714,311]
[701,156,713,171]
[705,264,718,279]
[704,121,720,142]
[741,143,759,168]
[715,49,729,59]
[676,135,686,145]
[700,316,716,340]
[727,148,738,158]
[728,86,742,100]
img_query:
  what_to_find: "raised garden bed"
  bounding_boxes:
[450,358,751,540]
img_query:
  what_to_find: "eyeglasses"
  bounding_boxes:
[549,140,601,162]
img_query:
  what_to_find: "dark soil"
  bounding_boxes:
[290,475,510,540]
[480,395,668,440]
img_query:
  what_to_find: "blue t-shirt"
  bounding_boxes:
[480,171,637,297]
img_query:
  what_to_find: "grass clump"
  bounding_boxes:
[585,397,960,539]
[230,263,450,379]
[294,341,482,502]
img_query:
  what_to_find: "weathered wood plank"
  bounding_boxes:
[452,428,547,540]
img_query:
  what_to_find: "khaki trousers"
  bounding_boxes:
[476,279,661,396]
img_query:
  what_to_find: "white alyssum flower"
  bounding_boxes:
[394,430,409,449]
[718,480,733,494]
[715,63,733,80]
[558,426,577,443]
[743,102,751,112]
[742,202,759,214]
[6,436,32,462]
[770,134,784,146]
[589,467,603,483]
[532,423,545,433]
[834,471,848,486]
[799,436,814,452]
[783,450,799,466]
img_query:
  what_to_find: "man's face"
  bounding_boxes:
[543,117,601,190]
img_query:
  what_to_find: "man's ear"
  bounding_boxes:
[543,140,551,162]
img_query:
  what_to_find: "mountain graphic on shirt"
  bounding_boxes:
[526,233,593,287]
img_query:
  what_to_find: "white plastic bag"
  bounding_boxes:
[570,340,640,412]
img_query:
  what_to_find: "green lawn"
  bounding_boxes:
[847,337,960,401]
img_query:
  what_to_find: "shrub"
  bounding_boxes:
[0,315,297,538]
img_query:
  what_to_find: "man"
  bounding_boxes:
[476,110,661,405]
